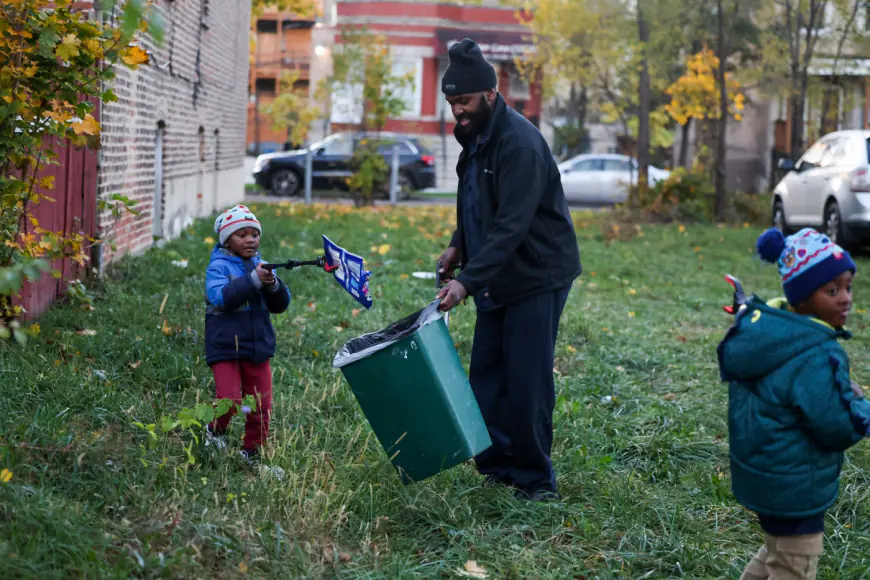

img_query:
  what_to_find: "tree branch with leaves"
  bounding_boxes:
[0,0,159,341]
[316,28,414,206]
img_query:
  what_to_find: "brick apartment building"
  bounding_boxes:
[247,10,316,156]
[97,0,251,264]
[310,0,540,191]
[15,1,251,318]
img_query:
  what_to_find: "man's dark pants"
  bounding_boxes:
[469,286,571,494]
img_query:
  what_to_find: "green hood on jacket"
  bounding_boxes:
[718,296,870,519]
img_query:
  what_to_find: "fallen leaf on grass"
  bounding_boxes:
[663,393,677,401]
[458,560,488,578]
[322,546,352,563]
[128,360,142,369]
[0,468,12,483]
[76,329,97,336]
[351,309,360,317]
[162,320,174,336]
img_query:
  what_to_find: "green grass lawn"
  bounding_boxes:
[2,203,870,579]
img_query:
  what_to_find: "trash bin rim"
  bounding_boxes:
[332,299,445,369]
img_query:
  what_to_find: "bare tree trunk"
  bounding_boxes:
[714,0,730,221]
[789,0,829,156]
[790,76,808,156]
[678,119,692,167]
[820,0,861,136]
[636,4,651,206]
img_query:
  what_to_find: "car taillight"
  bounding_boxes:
[421,155,435,166]
[851,167,870,192]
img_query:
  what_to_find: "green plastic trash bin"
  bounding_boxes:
[333,300,492,484]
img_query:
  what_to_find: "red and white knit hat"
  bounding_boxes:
[214,205,261,246]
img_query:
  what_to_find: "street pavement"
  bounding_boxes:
[244,193,457,206]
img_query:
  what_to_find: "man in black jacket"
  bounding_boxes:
[436,39,582,501]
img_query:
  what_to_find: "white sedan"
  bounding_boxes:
[558,154,670,204]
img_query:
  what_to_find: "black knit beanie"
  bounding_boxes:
[441,39,497,96]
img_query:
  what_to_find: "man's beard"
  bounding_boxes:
[455,96,493,140]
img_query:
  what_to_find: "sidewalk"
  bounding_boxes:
[243,193,457,207]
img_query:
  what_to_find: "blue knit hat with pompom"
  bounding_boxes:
[756,227,856,305]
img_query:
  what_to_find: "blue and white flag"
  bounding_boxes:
[323,235,373,309]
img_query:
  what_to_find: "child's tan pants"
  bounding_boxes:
[739,533,823,580]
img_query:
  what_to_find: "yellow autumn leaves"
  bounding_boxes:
[121,45,150,68]
[665,49,745,126]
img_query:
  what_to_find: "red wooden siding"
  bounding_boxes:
[13,106,99,320]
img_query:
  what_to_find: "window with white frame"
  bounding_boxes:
[436,58,449,119]
[330,82,363,124]
[509,67,530,100]
[392,57,423,120]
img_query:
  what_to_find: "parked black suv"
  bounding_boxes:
[252,132,437,198]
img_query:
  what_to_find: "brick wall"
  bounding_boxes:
[98,0,252,265]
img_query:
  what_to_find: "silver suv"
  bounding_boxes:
[773,130,870,247]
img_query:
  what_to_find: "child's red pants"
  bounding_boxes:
[209,360,273,450]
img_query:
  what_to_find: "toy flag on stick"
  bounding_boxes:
[323,235,373,309]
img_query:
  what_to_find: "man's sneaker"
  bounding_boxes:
[514,488,562,503]
[204,425,228,452]
[239,448,285,481]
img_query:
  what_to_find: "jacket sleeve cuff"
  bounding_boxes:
[250,269,263,290]
[266,279,281,293]
[849,399,870,436]
[455,272,478,296]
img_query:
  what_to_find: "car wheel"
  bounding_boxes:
[398,171,414,200]
[772,198,788,233]
[823,200,850,247]
[380,172,414,200]
[271,169,301,197]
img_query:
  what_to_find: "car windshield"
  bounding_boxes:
[307,135,341,151]
[408,138,432,155]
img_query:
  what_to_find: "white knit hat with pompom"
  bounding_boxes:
[214,205,261,246]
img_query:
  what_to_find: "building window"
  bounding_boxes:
[811,5,827,30]
[255,78,277,96]
[392,57,423,120]
[256,19,278,33]
[509,67,530,101]
[436,58,449,119]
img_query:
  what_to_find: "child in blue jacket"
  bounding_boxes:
[718,228,870,579]
[203,205,291,468]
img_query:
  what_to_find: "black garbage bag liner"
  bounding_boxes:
[333,300,443,369]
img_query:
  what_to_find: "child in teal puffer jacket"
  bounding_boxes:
[718,227,870,579]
